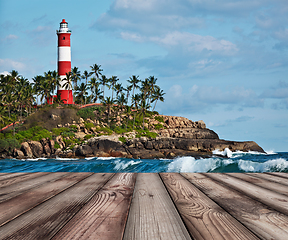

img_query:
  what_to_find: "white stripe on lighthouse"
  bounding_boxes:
[58,47,71,62]
[58,75,72,90]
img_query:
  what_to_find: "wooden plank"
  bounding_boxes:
[0,172,29,181]
[0,173,113,240]
[0,172,48,188]
[160,173,259,240]
[0,172,92,226]
[52,173,137,240]
[123,173,191,240]
[182,173,288,240]
[0,172,70,203]
[268,172,288,179]
[226,173,288,196]
[205,173,288,216]
[248,173,288,186]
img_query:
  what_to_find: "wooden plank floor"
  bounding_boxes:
[0,173,288,240]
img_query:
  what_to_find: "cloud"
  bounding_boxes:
[0,34,19,44]
[26,25,54,46]
[0,58,26,72]
[161,84,264,115]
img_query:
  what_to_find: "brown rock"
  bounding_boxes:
[14,149,25,159]
[20,142,33,158]
[29,141,44,158]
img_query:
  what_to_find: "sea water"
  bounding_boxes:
[1,149,287,173]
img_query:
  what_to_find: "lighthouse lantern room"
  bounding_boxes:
[56,19,73,104]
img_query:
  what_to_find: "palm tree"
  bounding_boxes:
[88,77,99,102]
[93,85,103,103]
[114,83,124,99]
[90,64,103,80]
[81,70,91,105]
[75,83,87,106]
[140,96,150,130]
[110,76,119,101]
[146,76,159,109]
[128,75,140,97]
[99,75,109,99]
[117,93,127,112]
[151,86,165,111]
[102,96,115,127]
[131,93,141,130]
[71,66,81,90]
[63,72,73,104]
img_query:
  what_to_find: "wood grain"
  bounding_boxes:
[182,173,288,240]
[0,172,91,226]
[205,173,288,216]
[267,172,288,179]
[160,173,259,240]
[0,172,28,181]
[0,172,48,189]
[52,173,136,240]
[226,173,288,196]
[248,173,288,186]
[0,173,113,240]
[123,173,191,240]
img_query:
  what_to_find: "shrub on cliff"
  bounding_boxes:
[0,138,20,153]
[15,126,51,142]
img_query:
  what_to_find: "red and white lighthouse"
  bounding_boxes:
[56,19,73,104]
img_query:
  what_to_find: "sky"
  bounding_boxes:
[0,0,287,152]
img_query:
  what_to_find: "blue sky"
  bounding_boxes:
[1,0,287,151]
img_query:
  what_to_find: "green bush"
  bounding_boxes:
[61,131,75,138]
[154,116,164,123]
[118,136,126,144]
[84,134,93,140]
[52,127,69,136]
[54,142,61,149]
[15,126,51,142]
[98,127,113,135]
[76,107,100,120]
[69,125,78,132]
[0,138,20,153]
[84,122,94,130]
[154,123,163,130]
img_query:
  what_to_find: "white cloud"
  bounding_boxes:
[0,58,26,71]
[150,31,238,55]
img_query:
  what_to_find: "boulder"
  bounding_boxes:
[56,136,65,149]
[21,142,33,158]
[13,149,25,159]
[29,141,44,158]
[41,138,51,156]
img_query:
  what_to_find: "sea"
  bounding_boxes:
[1,149,288,173]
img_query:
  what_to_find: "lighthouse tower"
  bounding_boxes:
[56,19,73,104]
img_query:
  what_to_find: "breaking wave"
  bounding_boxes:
[0,152,287,173]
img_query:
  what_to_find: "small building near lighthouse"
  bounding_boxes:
[56,19,73,104]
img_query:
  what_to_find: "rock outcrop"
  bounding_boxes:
[1,117,266,159]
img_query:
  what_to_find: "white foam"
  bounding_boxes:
[113,159,142,171]
[97,157,120,160]
[238,158,288,172]
[167,156,221,173]
[213,148,232,158]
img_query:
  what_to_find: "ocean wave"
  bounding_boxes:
[113,159,142,171]
[167,156,224,172]
[238,158,288,172]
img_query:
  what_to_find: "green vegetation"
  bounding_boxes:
[0,65,166,152]
[0,138,20,153]
[118,136,127,143]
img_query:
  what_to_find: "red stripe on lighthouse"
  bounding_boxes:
[58,33,71,47]
[58,61,71,76]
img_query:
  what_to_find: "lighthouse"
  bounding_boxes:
[56,19,73,104]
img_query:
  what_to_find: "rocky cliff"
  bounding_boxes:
[3,115,265,160]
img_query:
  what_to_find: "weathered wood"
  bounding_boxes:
[182,173,288,240]
[226,173,288,196]
[268,172,288,179]
[52,173,136,240]
[0,172,73,203]
[0,172,48,189]
[205,173,288,216]
[0,172,28,181]
[123,173,191,240]
[0,172,92,226]
[0,173,113,240]
[160,173,259,240]
[248,173,288,186]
